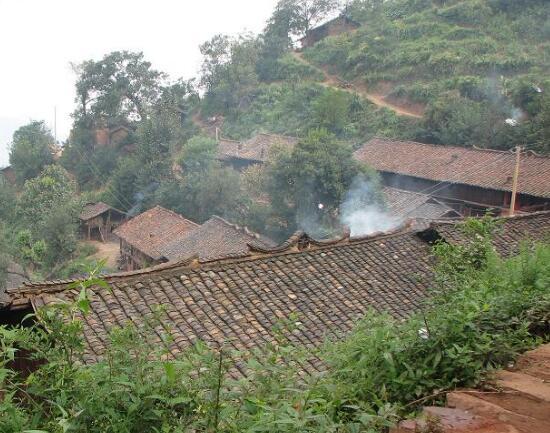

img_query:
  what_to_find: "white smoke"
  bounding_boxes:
[340,175,402,237]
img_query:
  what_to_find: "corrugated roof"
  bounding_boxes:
[113,206,198,260]
[354,138,550,199]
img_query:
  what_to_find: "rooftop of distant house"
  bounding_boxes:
[4,211,549,371]
[218,133,299,163]
[79,202,126,222]
[160,215,276,261]
[354,138,550,199]
[382,186,461,221]
[113,206,199,261]
[424,210,550,257]
[299,13,360,42]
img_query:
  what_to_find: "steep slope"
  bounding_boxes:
[292,51,424,118]
[300,0,549,151]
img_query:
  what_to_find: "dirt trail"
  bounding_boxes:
[291,51,424,119]
[83,240,120,270]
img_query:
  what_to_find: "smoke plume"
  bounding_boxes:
[340,175,402,237]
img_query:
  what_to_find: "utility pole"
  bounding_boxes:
[509,145,522,216]
[54,106,57,144]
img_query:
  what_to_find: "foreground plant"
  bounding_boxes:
[1,220,548,432]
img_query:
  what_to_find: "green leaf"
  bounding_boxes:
[163,362,176,383]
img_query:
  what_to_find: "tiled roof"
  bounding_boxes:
[218,133,299,163]
[6,229,434,365]
[383,187,460,220]
[354,138,550,199]
[217,138,243,160]
[113,206,199,261]
[425,211,550,257]
[160,216,276,261]
[4,212,549,369]
[80,202,124,221]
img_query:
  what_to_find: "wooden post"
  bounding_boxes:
[509,146,521,216]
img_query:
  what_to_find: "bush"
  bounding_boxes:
[1,220,549,432]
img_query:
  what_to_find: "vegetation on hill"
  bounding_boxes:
[1,221,549,432]
[1,0,549,281]
[304,0,550,151]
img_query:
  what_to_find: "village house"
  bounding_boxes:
[217,133,299,170]
[382,186,462,226]
[3,211,548,373]
[299,14,360,49]
[0,165,16,184]
[161,215,276,261]
[79,202,127,242]
[113,205,199,271]
[354,138,550,216]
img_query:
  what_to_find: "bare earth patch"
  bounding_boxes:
[82,240,120,270]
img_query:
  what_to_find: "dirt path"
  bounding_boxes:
[83,240,120,270]
[391,343,550,432]
[291,51,424,119]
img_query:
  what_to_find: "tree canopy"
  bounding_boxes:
[9,121,54,184]
[73,51,166,124]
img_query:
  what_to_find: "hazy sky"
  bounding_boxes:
[0,0,279,167]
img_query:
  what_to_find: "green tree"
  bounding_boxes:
[40,203,79,269]
[200,34,260,114]
[275,0,340,37]
[9,121,54,184]
[16,165,80,270]
[313,90,350,134]
[267,128,375,237]
[60,116,122,189]
[0,176,16,223]
[73,51,166,123]
[17,165,77,230]
[0,223,10,289]
[104,157,141,212]
[256,4,295,81]
[153,136,244,222]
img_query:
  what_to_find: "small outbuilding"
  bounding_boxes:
[299,14,360,49]
[79,202,127,242]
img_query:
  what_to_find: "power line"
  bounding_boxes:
[384,151,517,212]
[72,145,135,211]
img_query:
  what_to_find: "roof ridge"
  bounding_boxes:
[209,215,264,241]
[367,137,550,159]
[8,256,200,295]
[218,137,241,144]
[159,206,199,226]
[248,132,299,141]
[429,210,550,226]
[8,226,417,298]
[366,137,514,156]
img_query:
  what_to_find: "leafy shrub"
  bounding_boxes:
[1,220,549,432]
[436,0,492,25]
[270,54,324,82]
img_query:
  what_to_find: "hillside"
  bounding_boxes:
[2,0,549,284]
[203,0,549,152]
